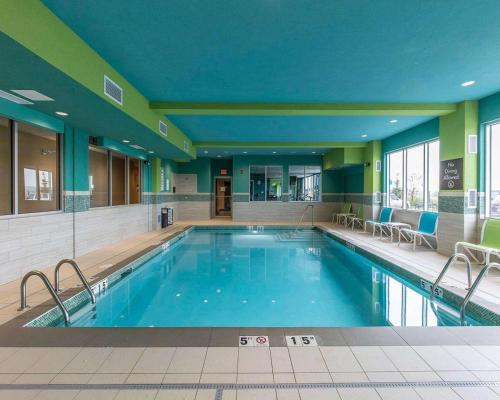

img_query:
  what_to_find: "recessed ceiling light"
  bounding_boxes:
[389,119,398,124]
[148,150,154,154]
[291,151,297,154]
[461,80,476,87]
[217,155,221,158]
[130,144,145,150]
[11,90,54,101]
[361,134,368,138]
[272,151,277,154]
[243,151,247,154]
[122,139,130,143]
[0,89,33,105]
[203,150,208,154]
[55,111,68,117]
[312,151,316,154]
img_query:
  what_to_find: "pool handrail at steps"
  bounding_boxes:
[54,259,96,304]
[432,253,473,293]
[19,270,70,325]
[294,204,314,234]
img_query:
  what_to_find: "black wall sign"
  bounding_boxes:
[440,158,463,190]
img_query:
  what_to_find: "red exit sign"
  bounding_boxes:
[220,169,227,175]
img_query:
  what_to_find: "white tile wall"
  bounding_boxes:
[233,202,339,222]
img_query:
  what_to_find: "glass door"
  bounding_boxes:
[215,178,232,217]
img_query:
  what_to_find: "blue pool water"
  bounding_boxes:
[66,229,474,327]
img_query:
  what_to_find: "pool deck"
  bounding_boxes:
[1,220,500,399]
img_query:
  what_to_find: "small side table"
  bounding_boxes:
[386,222,411,242]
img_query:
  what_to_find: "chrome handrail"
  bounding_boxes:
[54,259,96,304]
[460,262,500,324]
[294,204,314,234]
[19,270,70,325]
[431,253,472,294]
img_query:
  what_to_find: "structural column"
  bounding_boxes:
[363,140,382,223]
[438,100,479,255]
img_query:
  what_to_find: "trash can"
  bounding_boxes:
[161,207,173,228]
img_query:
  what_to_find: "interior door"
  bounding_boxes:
[215,178,232,217]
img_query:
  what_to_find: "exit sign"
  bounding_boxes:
[220,169,227,175]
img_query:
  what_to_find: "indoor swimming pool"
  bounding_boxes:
[34,228,480,327]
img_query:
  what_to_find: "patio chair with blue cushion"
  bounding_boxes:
[455,218,500,264]
[398,211,438,250]
[364,207,394,239]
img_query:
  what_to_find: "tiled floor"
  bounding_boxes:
[0,345,500,398]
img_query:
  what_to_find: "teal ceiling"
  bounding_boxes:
[31,1,500,149]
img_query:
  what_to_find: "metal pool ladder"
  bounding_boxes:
[432,252,473,293]
[294,204,314,234]
[19,270,71,325]
[54,259,96,304]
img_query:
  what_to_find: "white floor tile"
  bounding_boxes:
[73,389,119,400]
[337,388,381,400]
[195,389,216,400]
[276,389,300,400]
[436,370,479,382]
[381,346,431,372]
[114,390,158,400]
[88,373,128,384]
[132,347,175,373]
[299,388,341,400]
[203,347,237,373]
[200,373,237,383]
[14,374,56,384]
[238,348,272,373]
[294,372,332,383]
[375,388,420,400]
[414,387,462,400]
[443,346,498,371]
[270,347,293,373]
[0,348,49,373]
[97,348,144,374]
[401,371,442,382]
[474,346,500,367]
[331,372,368,383]
[288,347,327,373]
[366,371,405,382]
[156,389,196,400]
[222,390,236,400]
[237,389,276,400]
[237,373,274,383]
[274,373,295,383]
[168,348,207,374]
[50,374,92,384]
[163,373,200,383]
[125,373,164,384]
[25,348,80,374]
[452,387,500,400]
[61,348,113,374]
[472,370,500,381]
[412,346,466,371]
[350,347,396,372]
[0,390,40,400]
[320,347,363,373]
[34,390,80,400]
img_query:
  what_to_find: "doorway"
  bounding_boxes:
[215,177,232,217]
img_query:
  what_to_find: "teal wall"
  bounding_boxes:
[63,127,90,192]
[161,159,177,193]
[341,165,364,193]
[177,157,212,193]
[0,98,64,133]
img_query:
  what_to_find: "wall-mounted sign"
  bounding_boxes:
[220,169,227,176]
[240,169,244,175]
[440,158,463,190]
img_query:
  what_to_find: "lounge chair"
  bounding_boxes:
[364,207,394,238]
[333,203,353,225]
[398,211,438,250]
[347,206,364,230]
[455,218,500,264]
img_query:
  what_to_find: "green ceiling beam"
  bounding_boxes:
[151,102,457,116]
[193,141,367,148]
[0,0,195,158]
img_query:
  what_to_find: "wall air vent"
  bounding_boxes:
[468,135,478,154]
[159,120,168,137]
[375,160,381,172]
[375,192,382,204]
[104,75,123,105]
[468,189,477,209]
[184,141,189,152]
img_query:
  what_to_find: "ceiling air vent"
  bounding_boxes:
[159,120,168,137]
[184,141,189,152]
[104,75,123,105]
[129,144,145,150]
[468,135,478,154]
[468,189,477,209]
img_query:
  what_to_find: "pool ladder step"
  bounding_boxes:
[19,259,96,326]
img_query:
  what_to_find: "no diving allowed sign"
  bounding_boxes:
[239,335,269,347]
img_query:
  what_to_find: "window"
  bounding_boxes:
[17,122,60,213]
[289,166,321,201]
[89,147,142,208]
[249,165,282,201]
[111,152,126,205]
[89,146,109,207]
[0,117,11,215]
[129,158,141,204]
[386,140,439,211]
[487,122,500,218]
